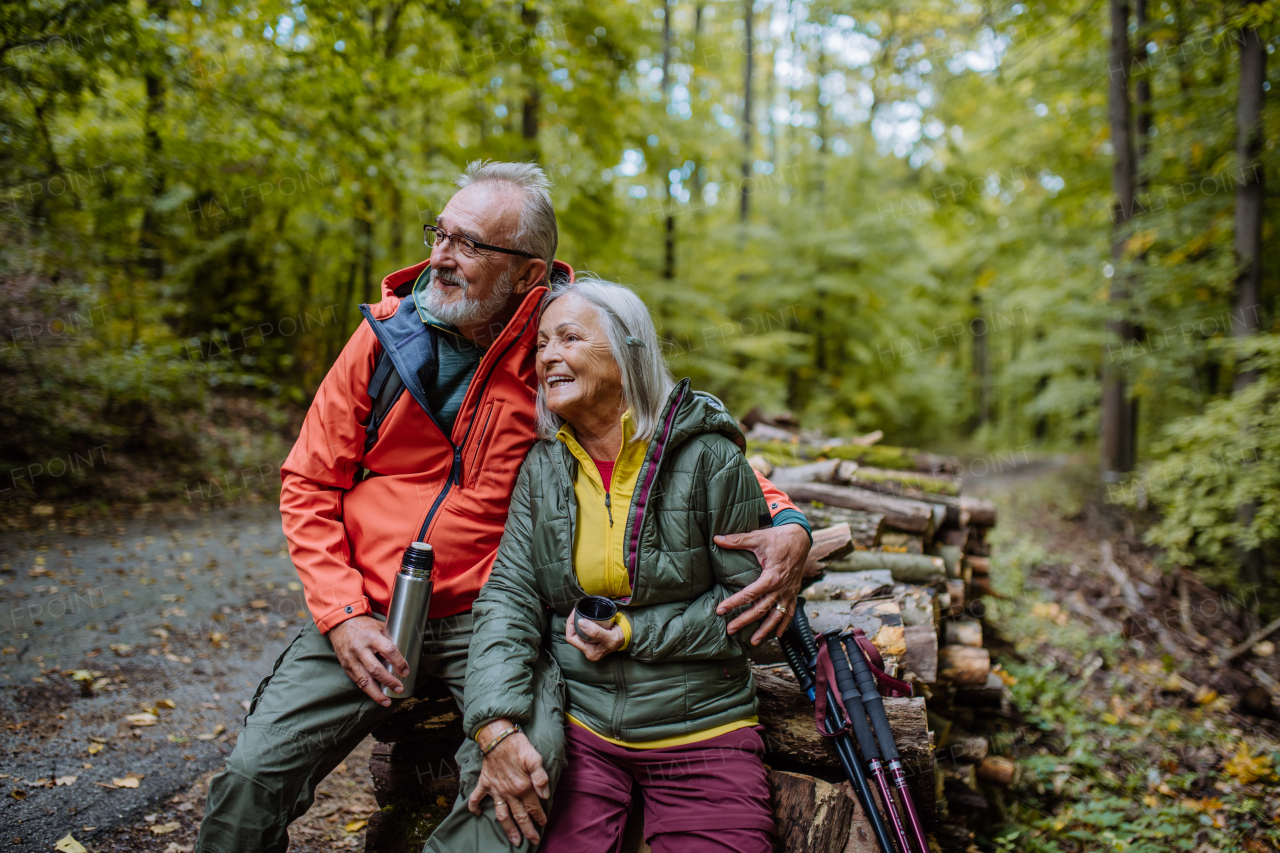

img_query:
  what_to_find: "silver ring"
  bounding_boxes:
[775,603,788,613]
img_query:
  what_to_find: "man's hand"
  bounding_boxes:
[715,524,810,644]
[467,720,550,846]
[328,615,409,707]
[566,612,626,661]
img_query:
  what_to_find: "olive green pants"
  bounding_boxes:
[193,612,566,853]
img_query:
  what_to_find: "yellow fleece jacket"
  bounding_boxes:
[556,411,756,749]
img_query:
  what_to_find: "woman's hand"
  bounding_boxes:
[566,611,626,661]
[467,720,550,846]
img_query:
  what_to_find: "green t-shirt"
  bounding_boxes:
[412,270,484,437]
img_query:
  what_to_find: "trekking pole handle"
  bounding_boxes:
[789,597,820,663]
[841,631,900,762]
[778,635,816,702]
[824,631,881,761]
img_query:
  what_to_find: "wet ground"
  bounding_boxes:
[0,501,377,852]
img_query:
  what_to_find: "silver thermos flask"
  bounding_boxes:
[382,541,434,698]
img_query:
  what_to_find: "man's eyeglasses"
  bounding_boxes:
[424,224,535,259]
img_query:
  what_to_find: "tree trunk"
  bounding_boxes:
[1233,13,1264,387]
[740,0,753,222]
[521,3,540,161]
[813,33,827,196]
[136,0,170,347]
[1232,6,1266,590]
[358,198,376,304]
[1129,0,1152,465]
[1101,0,1136,479]
[662,0,676,280]
[972,293,989,428]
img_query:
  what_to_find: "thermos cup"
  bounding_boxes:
[382,542,434,698]
[573,594,619,638]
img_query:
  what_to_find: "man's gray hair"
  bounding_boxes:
[535,277,675,443]
[456,160,558,278]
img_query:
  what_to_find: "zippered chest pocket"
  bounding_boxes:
[466,399,505,491]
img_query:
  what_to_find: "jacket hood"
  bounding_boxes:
[380,259,576,300]
[659,379,748,453]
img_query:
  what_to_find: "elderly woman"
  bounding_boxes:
[460,278,782,852]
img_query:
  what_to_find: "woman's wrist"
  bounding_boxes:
[477,718,519,750]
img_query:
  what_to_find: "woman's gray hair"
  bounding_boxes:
[456,160,558,278]
[535,277,675,443]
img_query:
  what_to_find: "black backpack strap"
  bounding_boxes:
[363,349,408,456]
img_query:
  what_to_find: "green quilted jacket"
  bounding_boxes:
[463,379,769,743]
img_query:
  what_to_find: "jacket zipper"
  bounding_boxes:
[604,492,613,527]
[415,309,537,542]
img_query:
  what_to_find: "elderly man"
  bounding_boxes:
[194,161,811,853]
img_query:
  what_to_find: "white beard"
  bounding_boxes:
[421,266,515,327]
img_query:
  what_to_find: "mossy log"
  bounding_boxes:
[844,465,962,497]
[784,483,936,537]
[823,551,946,584]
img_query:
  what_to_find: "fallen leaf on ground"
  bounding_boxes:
[55,776,76,786]
[149,821,182,834]
[195,724,226,741]
[110,643,135,656]
[157,698,177,709]
[164,844,194,853]
[111,776,141,788]
[11,789,25,799]
[344,819,368,832]
[54,835,87,853]
[87,743,105,755]
[250,599,269,609]
[1223,743,1276,785]
[126,713,159,726]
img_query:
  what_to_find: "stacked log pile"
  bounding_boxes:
[747,430,1014,850]
[362,429,1013,853]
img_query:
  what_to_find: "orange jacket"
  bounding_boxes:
[280,259,802,633]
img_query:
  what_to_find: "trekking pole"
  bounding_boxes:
[824,632,917,853]
[842,631,931,853]
[779,600,899,853]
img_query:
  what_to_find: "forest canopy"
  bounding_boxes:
[1,0,1276,605]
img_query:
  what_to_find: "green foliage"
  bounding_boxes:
[0,0,1275,579]
[1121,336,1280,594]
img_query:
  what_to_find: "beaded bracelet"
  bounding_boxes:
[479,723,523,757]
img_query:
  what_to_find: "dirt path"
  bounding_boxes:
[0,501,378,852]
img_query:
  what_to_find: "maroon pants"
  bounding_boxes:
[540,723,774,853]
